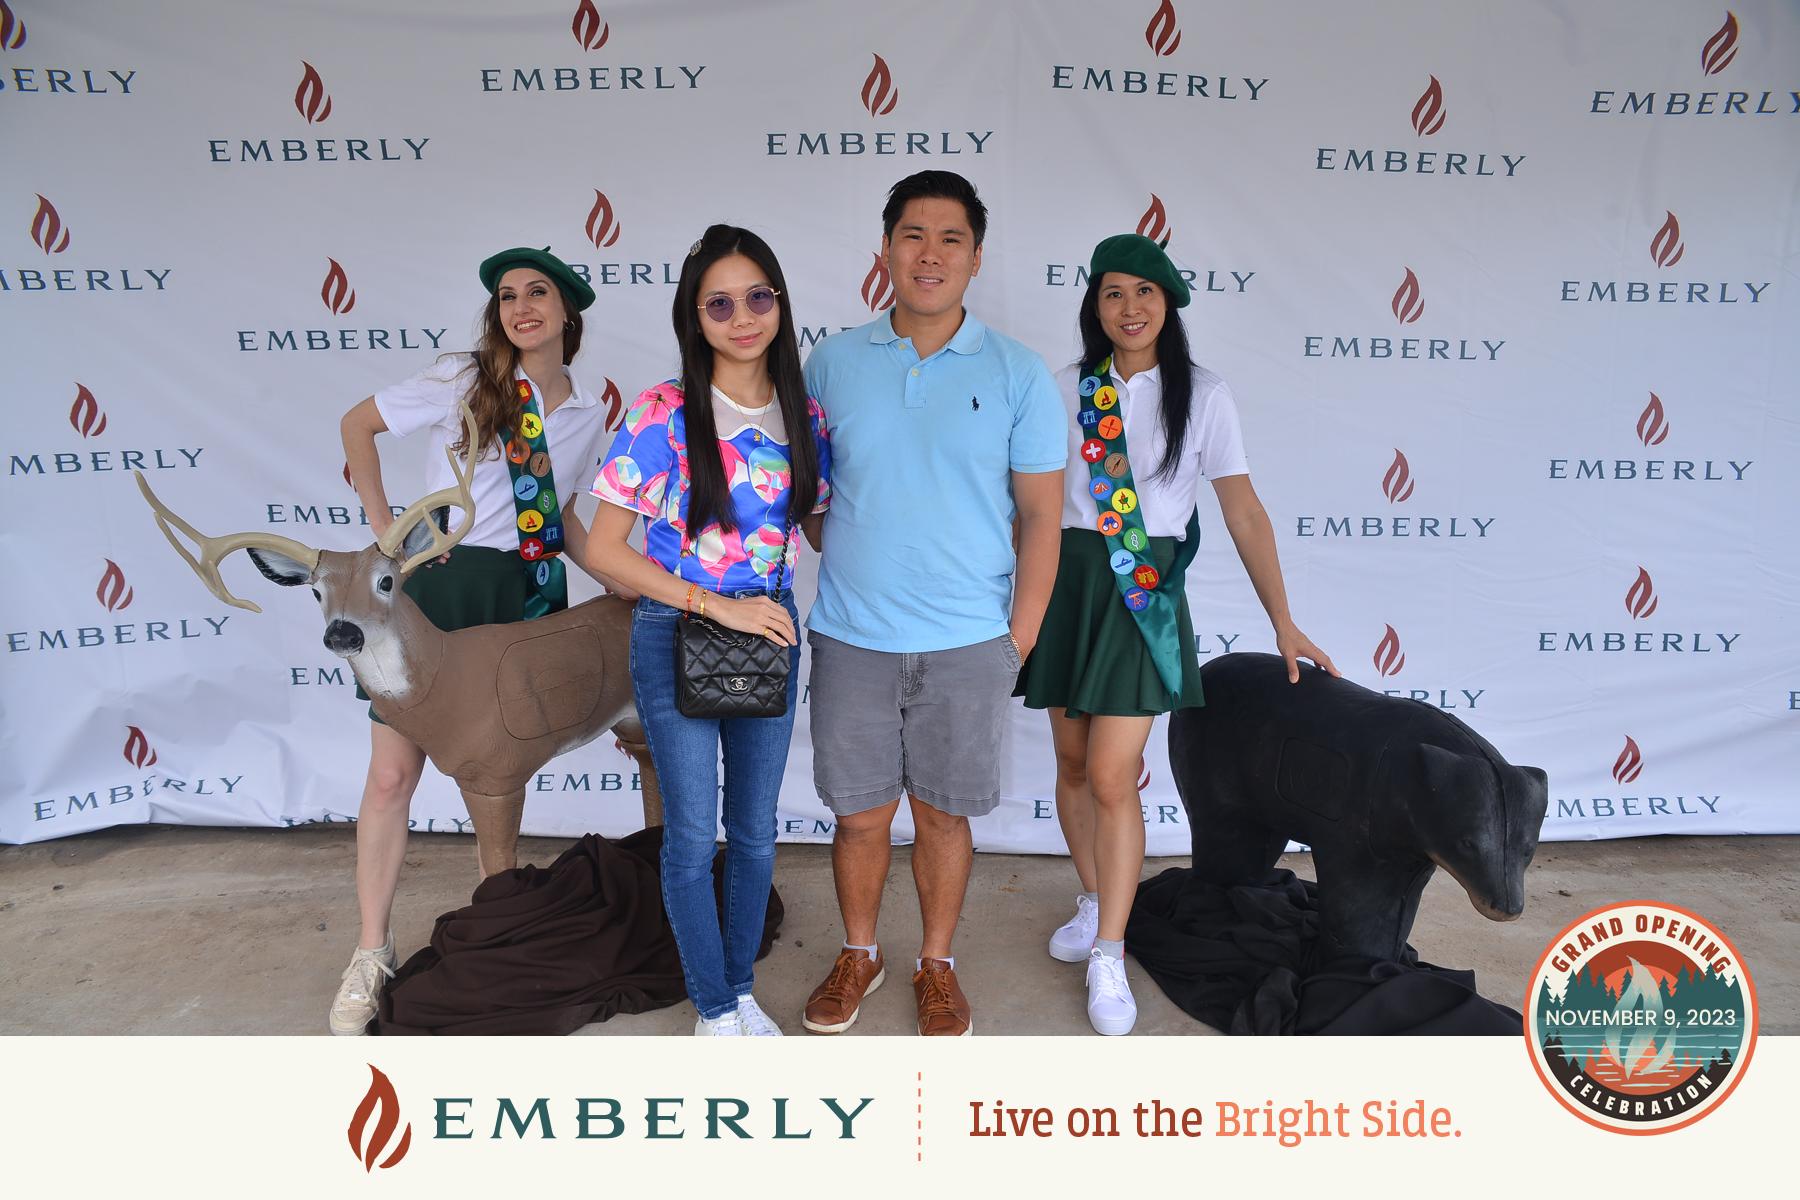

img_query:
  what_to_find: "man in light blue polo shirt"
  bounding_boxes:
[799,171,1065,1037]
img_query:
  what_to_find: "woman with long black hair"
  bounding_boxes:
[1014,234,1336,1035]
[584,224,830,1036]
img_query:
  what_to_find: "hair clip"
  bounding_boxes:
[687,239,703,258]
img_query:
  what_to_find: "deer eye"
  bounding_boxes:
[377,576,394,594]
[311,588,321,601]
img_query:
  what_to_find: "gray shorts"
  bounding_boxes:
[808,630,1022,819]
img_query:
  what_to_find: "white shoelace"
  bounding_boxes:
[735,995,783,1036]
[1087,952,1131,1006]
[1072,895,1100,938]
[336,949,395,1007]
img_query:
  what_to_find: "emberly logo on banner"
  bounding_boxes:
[6,382,203,480]
[1548,737,1723,824]
[1294,448,1496,540]
[1303,266,1505,362]
[1315,74,1526,179]
[1536,564,1741,657]
[767,52,993,156]
[1044,195,1254,295]
[6,558,233,655]
[0,193,172,294]
[1050,0,1268,104]
[1559,211,1771,305]
[236,257,448,352]
[28,724,247,825]
[1590,11,1797,118]
[480,3,704,94]
[0,0,139,97]
[1546,391,1752,484]
[1368,624,1485,711]
[565,189,680,286]
[208,61,430,165]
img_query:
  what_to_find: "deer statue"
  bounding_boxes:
[133,402,661,877]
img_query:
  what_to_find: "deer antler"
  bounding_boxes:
[133,472,322,614]
[376,400,480,575]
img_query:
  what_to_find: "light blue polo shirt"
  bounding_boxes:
[803,309,1065,652]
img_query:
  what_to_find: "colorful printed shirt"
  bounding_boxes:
[590,380,832,592]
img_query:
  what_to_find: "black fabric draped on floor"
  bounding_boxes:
[1127,866,1523,1035]
[376,828,781,1035]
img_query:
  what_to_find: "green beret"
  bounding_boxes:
[477,245,595,312]
[1087,233,1190,308]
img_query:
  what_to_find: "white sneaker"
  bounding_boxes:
[329,939,396,1036]
[1048,894,1100,962]
[695,1011,744,1036]
[735,994,784,1036]
[1085,949,1137,1036]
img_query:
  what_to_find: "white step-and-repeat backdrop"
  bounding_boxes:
[4,1,1796,850]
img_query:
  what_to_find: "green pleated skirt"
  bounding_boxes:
[357,545,537,723]
[1013,527,1206,718]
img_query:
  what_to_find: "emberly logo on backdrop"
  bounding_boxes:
[266,452,404,529]
[1369,623,1484,711]
[208,61,429,164]
[1536,565,1740,657]
[1303,267,1505,362]
[1548,735,1721,824]
[1050,1,1268,105]
[766,52,993,156]
[1590,12,1797,118]
[1559,211,1770,306]
[0,0,138,96]
[1546,391,1751,484]
[236,258,448,352]
[7,558,231,655]
[28,724,246,825]
[1043,195,1255,296]
[1294,448,1495,540]
[564,191,681,286]
[0,193,172,294]
[1315,75,1525,179]
[480,2,704,94]
[5,383,203,479]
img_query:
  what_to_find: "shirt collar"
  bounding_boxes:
[868,309,988,355]
[515,362,596,409]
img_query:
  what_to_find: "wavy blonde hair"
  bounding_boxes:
[451,293,585,458]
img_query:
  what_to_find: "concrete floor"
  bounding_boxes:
[0,826,1793,1035]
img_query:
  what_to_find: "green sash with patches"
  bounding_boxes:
[503,377,568,619]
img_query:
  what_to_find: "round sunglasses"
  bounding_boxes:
[698,286,780,323]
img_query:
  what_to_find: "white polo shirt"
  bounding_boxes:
[1055,360,1249,538]
[373,354,610,552]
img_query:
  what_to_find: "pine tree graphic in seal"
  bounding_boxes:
[1525,901,1757,1134]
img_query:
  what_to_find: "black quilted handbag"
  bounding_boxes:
[673,514,795,719]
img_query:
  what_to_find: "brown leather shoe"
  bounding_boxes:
[912,958,972,1036]
[802,948,885,1034]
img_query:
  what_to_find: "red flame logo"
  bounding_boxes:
[861,53,898,116]
[69,383,107,438]
[601,377,624,430]
[1136,758,1151,792]
[0,1,24,51]
[342,462,355,489]
[1136,194,1172,249]
[1636,392,1670,447]
[860,252,895,312]
[1145,0,1182,57]
[321,258,357,315]
[123,726,158,769]
[1372,624,1406,677]
[1612,736,1644,786]
[31,193,70,255]
[571,0,609,51]
[1381,449,1416,503]
[1390,267,1424,325]
[585,189,621,249]
[1411,75,1446,136]
[1625,567,1659,620]
[348,1065,412,1172]
[294,61,334,124]
[1701,12,1739,75]
[97,560,134,612]
[1649,211,1685,268]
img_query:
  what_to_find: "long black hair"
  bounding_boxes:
[670,224,819,538]
[1077,276,1194,484]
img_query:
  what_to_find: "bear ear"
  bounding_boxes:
[1417,742,1475,799]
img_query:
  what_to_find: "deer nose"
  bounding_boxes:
[322,619,364,656]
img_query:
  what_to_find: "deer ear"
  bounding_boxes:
[245,546,313,587]
[398,509,450,565]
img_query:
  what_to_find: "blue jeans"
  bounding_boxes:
[629,591,800,1020]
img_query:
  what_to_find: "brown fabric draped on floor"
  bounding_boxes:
[374,828,783,1035]
[1126,866,1522,1035]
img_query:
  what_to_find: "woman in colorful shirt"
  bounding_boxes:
[586,225,831,1037]
[1014,234,1337,1036]
[329,247,616,1035]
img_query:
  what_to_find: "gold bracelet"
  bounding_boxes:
[698,590,707,619]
